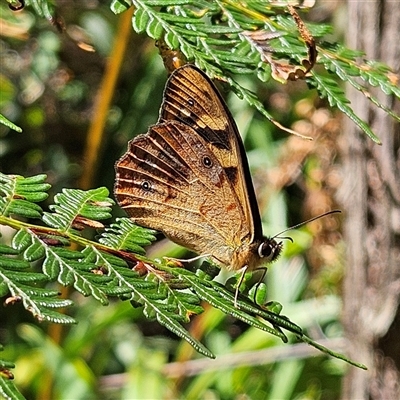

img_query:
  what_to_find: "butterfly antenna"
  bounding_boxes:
[275,235,294,243]
[272,209,341,240]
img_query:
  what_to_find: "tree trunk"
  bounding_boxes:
[340,1,400,398]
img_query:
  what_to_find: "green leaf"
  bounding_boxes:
[58,261,75,286]
[12,229,33,252]
[132,8,150,33]
[146,16,164,39]
[7,199,43,219]
[34,308,76,324]
[11,272,49,283]
[309,72,382,144]
[30,296,73,309]
[0,373,25,400]
[99,217,157,254]
[17,284,61,298]
[0,282,9,297]
[0,114,22,133]
[110,0,132,14]
[159,14,202,24]
[193,24,242,34]
[16,174,49,185]
[42,254,60,279]
[0,256,31,271]
[23,240,46,262]
[164,31,180,49]
[42,187,114,233]
[0,244,19,255]
[301,335,367,370]
[0,173,49,218]
[171,25,207,38]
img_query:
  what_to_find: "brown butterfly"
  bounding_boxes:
[114,65,282,279]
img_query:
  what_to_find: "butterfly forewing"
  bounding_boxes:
[159,65,263,242]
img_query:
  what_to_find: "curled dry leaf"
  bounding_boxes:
[72,216,105,230]
[243,5,317,83]
[4,295,22,306]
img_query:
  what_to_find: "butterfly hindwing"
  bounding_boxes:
[115,121,249,265]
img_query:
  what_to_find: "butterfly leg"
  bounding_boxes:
[164,254,211,265]
[252,267,268,305]
[234,266,249,308]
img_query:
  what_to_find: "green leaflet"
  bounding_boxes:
[110,1,400,142]
[0,173,50,219]
[0,243,75,324]
[309,73,381,144]
[132,8,150,33]
[0,349,25,400]
[42,187,114,233]
[99,217,157,254]
[146,16,164,39]
[110,0,132,14]
[0,113,22,132]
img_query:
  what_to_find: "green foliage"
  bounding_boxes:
[0,172,366,374]
[1,1,386,397]
[22,0,54,19]
[0,114,22,133]
[0,345,25,400]
[109,0,400,143]
[308,73,381,143]
[99,217,157,254]
[0,174,50,218]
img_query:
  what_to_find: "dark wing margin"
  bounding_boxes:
[159,65,264,242]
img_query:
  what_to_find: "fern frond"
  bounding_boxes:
[83,244,213,357]
[42,187,114,234]
[106,0,400,143]
[99,217,157,254]
[0,173,50,219]
[172,266,288,341]
[0,243,75,324]
[308,72,381,144]
[0,173,368,368]
[319,43,400,127]
[0,343,25,400]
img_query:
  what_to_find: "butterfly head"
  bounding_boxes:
[258,238,283,263]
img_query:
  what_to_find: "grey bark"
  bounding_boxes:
[339,1,400,399]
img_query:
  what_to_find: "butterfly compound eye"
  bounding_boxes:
[258,240,282,261]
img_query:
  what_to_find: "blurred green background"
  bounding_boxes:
[1,1,350,399]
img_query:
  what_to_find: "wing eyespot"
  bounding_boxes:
[141,181,152,191]
[202,156,213,168]
[187,98,195,106]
